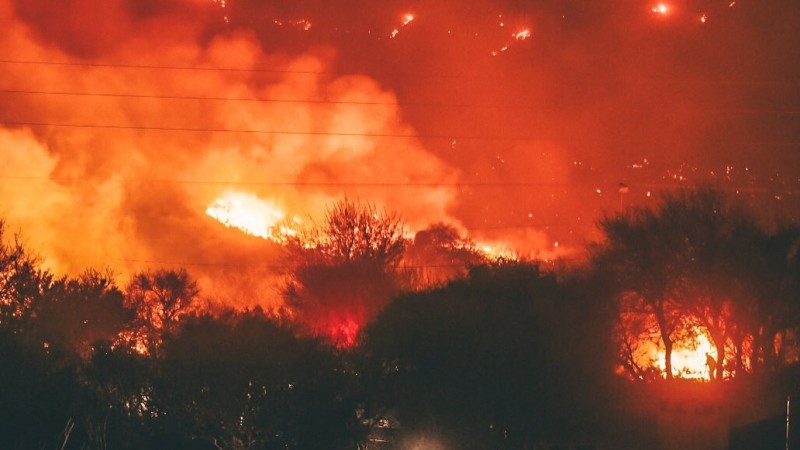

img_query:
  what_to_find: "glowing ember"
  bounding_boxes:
[273,18,313,31]
[491,45,509,56]
[206,192,294,241]
[651,3,669,15]
[514,29,531,40]
[390,12,415,38]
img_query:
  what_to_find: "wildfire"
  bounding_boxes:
[633,325,718,381]
[326,316,361,348]
[664,329,717,380]
[205,192,297,242]
[476,241,516,260]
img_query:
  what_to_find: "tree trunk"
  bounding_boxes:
[734,337,744,377]
[663,336,674,380]
[715,340,726,381]
[656,309,673,379]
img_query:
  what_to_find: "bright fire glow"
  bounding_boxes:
[476,241,516,260]
[638,326,717,380]
[652,3,669,15]
[206,192,295,242]
[664,330,716,380]
[325,316,361,348]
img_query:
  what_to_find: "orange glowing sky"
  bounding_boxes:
[0,0,799,306]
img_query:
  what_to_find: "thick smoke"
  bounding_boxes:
[0,0,460,307]
[2,0,799,307]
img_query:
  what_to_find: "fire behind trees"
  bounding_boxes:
[282,198,407,347]
[593,189,800,382]
[0,189,799,449]
[282,198,488,347]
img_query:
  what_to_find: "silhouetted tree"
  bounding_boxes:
[124,268,200,353]
[153,312,366,450]
[593,201,686,379]
[284,199,405,346]
[0,219,53,329]
[82,343,158,450]
[594,188,799,381]
[361,261,615,449]
[0,326,80,449]
[402,222,487,288]
[33,269,133,360]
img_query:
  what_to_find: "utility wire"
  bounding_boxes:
[2,120,799,146]
[0,120,583,142]
[2,88,799,114]
[2,58,800,86]
[0,175,573,188]
[3,175,796,195]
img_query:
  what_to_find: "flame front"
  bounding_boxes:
[206,192,290,241]
[662,329,716,380]
[633,325,717,381]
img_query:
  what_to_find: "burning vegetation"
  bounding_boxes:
[1,186,800,448]
[2,0,800,448]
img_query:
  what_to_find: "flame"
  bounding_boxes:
[665,329,717,380]
[206,192,297,242]
[326,316,360,348]
[635,326,718,380]
[475,241,516,260]
[651,3,669,15]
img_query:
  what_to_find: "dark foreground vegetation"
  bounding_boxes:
[1,189,800,449]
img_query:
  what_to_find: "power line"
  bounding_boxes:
[0,88,521,110]
[2,88,799,115]
[2,120,799,146]
[4,175,796,195]
[76,256,510,271]
[2,58,800,86]
[0,88,404,107]
[0,58,333,75]
[0,119,579,142]
[0,174,573,188]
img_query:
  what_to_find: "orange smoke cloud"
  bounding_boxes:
[0,0,460,308]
